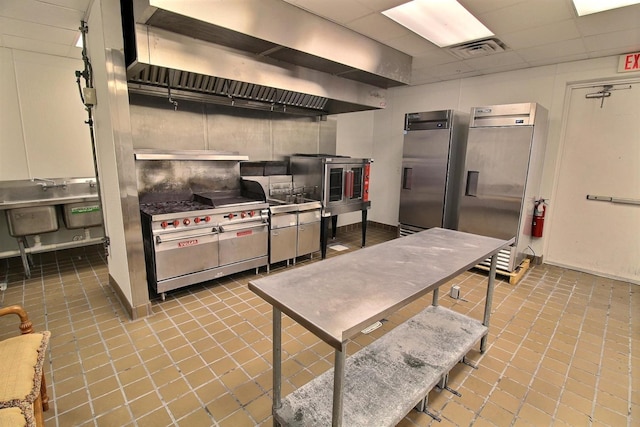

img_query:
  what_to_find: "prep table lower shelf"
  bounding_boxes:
[275,306,487,427]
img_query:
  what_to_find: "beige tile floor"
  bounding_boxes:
[0,224,637,427]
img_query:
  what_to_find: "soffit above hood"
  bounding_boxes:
[124,0,411,115]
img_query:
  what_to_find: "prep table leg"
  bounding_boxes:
[480,253,498,353]
[273,308,282,426]
[361,209,367,247]
[332,343,346,427]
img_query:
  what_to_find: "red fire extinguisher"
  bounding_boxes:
[532,199,547,238]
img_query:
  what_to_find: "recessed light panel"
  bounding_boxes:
[382,0,494,48]
[572,0,640,16]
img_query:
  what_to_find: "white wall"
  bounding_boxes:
[335,112,375,226]
[0,48,95,180]
[336,55,640,261]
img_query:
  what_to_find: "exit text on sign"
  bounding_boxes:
[618,52,640,72]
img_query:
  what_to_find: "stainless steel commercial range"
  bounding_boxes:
[399,110,468,236]
[135,150,269,299]
[241,174,322,267]
[290,154,371,258]
[458,103,548,272]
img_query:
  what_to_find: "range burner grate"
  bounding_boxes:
[139,200,213,216]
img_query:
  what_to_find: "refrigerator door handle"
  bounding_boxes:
[465,171,479,196]
[402,167,413,190]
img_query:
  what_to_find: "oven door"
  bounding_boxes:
[324,164,368,204]
[218,220,268,266]
[153,227,219,281]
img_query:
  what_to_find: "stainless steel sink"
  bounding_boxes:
[6,206,59,237]
[62,202,102,229]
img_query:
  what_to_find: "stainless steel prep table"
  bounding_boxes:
[249,228,512,427]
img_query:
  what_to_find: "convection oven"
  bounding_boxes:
[290,154,371,258]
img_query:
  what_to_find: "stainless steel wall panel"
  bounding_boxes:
[129,93,207,150]
[129,94,333,162]
[273,118,327,160]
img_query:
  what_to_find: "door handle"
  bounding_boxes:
[402,167,413,190]
[465,171,479,196]
[156,229,218,244]
[219,222,267,233]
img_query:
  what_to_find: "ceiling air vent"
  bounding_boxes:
[447,38,507,60]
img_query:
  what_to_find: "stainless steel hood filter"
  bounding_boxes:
[128,63,330,115]
[123,0,412,116]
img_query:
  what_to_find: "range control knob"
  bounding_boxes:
[241,212,247,218]
[183,218,191,226]
[228,213,235,220]
[204,216,211,222]
[172,220,180,228]
[194,217,201,224]
[249,210,255,217]
[161,221,168,229]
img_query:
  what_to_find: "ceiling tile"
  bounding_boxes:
[411,49,460,69]
[478,0,575,34]
[462,51,526,69]
[460,0,529,15]
[575,5,640,36]
[283,0,372,25]
[499,20,582,50]
[428,60,477,78]
[382,33,438,57]
[347,12,409,41]
[516,38,587,63]
[353,0,408,14]
[526,52,589,68]
[583,28,640,52]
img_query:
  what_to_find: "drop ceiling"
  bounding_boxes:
[2,0,639,86]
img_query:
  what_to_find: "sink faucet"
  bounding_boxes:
[32,177,55,185]
[32,178,67,191]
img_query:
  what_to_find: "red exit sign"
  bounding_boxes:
[618,52,640,72]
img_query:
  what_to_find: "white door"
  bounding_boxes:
[546,81,640,283]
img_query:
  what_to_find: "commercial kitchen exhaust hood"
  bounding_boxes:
[122,0,412,116]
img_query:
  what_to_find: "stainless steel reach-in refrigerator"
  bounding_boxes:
[458,102,548,272]
[399,110,468,236]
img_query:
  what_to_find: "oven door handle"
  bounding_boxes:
[219,222,267,233]
[155,229,218,244]
[223,217,268,227]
